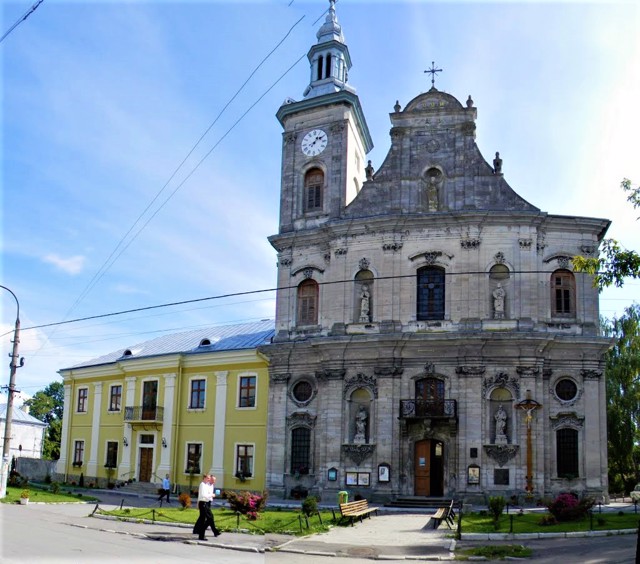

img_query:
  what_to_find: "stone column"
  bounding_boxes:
[210,371,228,486]
[86,382,102,478]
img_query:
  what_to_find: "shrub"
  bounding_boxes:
[301,496,319,516]
[547,493,594,521]
[178,493,192,509]
[226,490,267,520]
[44,474,52,484]
[50,481,61,494]
[20,489,30,499]
[488,496,506,529]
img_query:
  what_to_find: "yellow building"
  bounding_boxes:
[56,320,273,493]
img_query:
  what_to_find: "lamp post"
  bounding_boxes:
[0,285,22,499]
[515,389,541,497]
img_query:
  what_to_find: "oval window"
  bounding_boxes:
[555,378,578,401]
[292,381,313,403]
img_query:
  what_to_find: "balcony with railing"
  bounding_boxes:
[124,406,164,423]
[399,399,457,420]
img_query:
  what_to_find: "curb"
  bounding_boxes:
[461,528,637,540]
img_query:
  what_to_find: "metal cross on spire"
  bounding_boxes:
[424,61,443,87]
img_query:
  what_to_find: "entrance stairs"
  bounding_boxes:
[117,481,161,496]
[385,496,457,510]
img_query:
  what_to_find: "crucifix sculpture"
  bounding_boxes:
[515,390,542,495]
[424,61,443,87]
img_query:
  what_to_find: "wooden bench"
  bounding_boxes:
[430,500,456,529]
[338,499,380,526]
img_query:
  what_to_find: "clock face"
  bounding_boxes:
[301,129,328,157]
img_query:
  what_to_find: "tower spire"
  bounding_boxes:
[303,0,355,99]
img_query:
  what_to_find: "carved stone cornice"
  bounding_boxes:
[344,373,378,399]
[316,369,346,381]
[342,444,376,466]
[271,373,291,384]
[550,413,584,430]
[483,372,520,399]
[286,412,316,430]
[460,238,481,250]
[516,366,540,377]
[484,444,519,467]
[580,369,603,380]
[373,365,403,378]
[456,365,485,376]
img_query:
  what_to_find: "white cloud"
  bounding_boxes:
[42,254,86,275]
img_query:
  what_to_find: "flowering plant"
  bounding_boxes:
[547,492,594,521]
[225,490,267,520]
[20,489,30,499]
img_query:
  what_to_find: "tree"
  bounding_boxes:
[603,304,640,493]
[23,381,63,460]
[573,179,640,290]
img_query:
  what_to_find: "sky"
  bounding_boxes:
[2,0,639,400]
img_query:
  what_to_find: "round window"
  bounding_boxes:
[292,381,313,403]
[555,379,578,401]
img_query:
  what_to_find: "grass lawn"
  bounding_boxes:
[461,511,640,534]
[1,485,98,504]
[455,544,533,560]
[97,506,336,535]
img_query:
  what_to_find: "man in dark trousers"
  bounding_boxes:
[193,474,221,540]
[157,473,171,503]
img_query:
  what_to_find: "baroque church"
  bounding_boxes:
[260,1,611,503]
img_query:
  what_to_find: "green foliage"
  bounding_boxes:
[23,381,64,460]
[603,305,640,492]
[488,496,505,529]
[547,493,594,521]
[50,481,60,494]
[457,545,532,559]
[301,495,318,516]
[573,179,640,290]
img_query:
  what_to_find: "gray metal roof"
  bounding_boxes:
[64,319,275,370]
[0,404,48,427]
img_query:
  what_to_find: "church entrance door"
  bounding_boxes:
[414,439,444,496]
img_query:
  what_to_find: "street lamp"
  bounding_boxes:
[0,285,22,499]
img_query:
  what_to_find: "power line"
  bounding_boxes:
[0,0,44,44]
[18,269,638,333]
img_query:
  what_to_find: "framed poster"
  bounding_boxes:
[467,465,480,485]
[327,467,338,482]
[357,472,370,486]
[378,463,390,483]
[346,472,358,486]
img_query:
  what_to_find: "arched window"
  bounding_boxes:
[297,279,318,326]
[290,427,311,474]
[317,55,324,81]
[556,428,579,478]
[417,266,445,320]
[551,269,575,317]
[325,53,332,78]
[354,269,374,323]
[304,168,324,212]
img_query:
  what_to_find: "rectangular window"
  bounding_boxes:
[417,267,445,321]
[557,428,579,478]
[236,444,254,477]
[190,379,206,409]
[109,385,122,411]
[73,440,84,465]
[105,441,118,468]
[238,376,256,408]
[77,388,88,412]
[186,443,202,474]
[290,427,311,474]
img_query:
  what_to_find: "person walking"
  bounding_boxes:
[193,474,221,540]
[157,473,171,503]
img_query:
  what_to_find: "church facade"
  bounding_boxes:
[260,2,611,503]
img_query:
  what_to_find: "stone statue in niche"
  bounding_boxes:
[493,283,506,319]
[354,405,368,444]
[365,160,374,181]
[359,284,371,323]
[494,404,508,445]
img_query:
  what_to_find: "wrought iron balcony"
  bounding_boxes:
[124,406,164,423]
[399,399,457,420]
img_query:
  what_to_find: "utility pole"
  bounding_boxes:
[1,285,22,499]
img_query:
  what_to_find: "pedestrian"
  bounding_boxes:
[157,473,171,503]
[193,474,221,540]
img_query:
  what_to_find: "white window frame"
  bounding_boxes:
[237,372,258,410]
[76,387,89,414]
[234,442,256,480]
[184,442,204,475]
[72,439,85,466]
[108,383,123,412]
[187,376,207,411]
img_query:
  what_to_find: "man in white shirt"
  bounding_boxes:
[192,474,221,540]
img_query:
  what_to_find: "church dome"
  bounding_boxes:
[402,87,466,113]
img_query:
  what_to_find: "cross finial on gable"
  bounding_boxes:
[424,61,443,88]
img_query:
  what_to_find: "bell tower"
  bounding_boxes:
[275,0,373,234]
